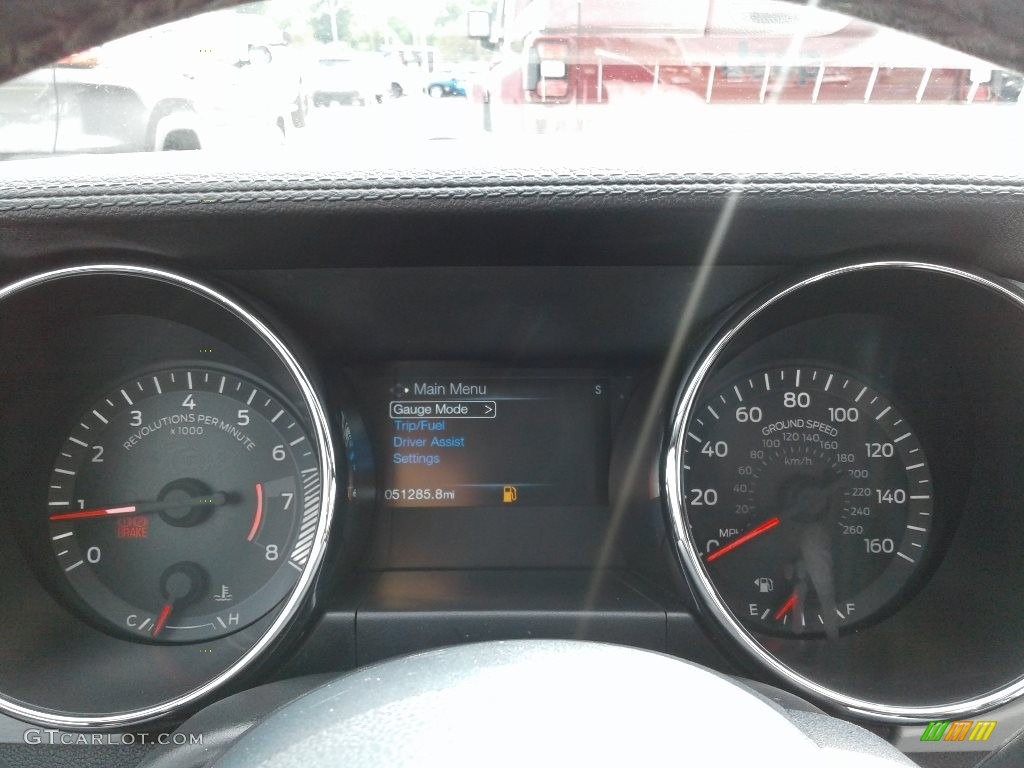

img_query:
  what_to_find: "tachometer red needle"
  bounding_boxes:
[152,603,173,638]
[774,593,798,621]
[49,505,137,521]
[704,516,780,563]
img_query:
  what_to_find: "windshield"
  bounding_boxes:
[0,0,1020,159]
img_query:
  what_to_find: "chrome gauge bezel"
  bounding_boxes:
[665,260,1024,723]
[0,264,337,729]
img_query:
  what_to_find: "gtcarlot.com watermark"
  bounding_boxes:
[23,729,203,746]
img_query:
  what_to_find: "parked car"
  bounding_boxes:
[0,9,306,158]
[426,75,468,98]
[468,0,1014,132]
[309,49,389,106]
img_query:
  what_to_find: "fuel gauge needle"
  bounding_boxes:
[774,592,798,621]
[152,603,173,638]
[705,516,780,563]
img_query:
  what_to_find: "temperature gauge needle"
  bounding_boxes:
[705,516,780,563]
[152,603,173,638]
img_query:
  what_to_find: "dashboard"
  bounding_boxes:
[2,156,1024,766]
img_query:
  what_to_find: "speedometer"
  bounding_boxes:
[682,365,933,637]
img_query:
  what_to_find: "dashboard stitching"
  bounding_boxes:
[1,181,1024,213]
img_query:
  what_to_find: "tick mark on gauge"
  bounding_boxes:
[51,532,73,540]
[876,406,891,420]
[121,389,133,405]
[894,433,911,443]
[734,385,743,402]
[153,376,163,394]
[271,410,284,423]
[897,552,915,563]
[64,560,84,572]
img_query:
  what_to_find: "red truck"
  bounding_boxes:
[468,0,1021,132]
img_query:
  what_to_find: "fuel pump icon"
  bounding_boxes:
[754,576,774,593]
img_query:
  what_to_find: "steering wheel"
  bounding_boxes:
[141,640,912,767]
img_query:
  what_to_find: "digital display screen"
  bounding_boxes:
[372,369,617,509]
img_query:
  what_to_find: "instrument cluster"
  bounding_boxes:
[2,261,1024,729]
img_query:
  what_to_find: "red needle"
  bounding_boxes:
[704,516,780,563]
[152,603,173,638]
[774,593,798,621]
[49,505,137,522]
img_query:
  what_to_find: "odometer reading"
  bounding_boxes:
[683,365,933,636]
[46,367,321,643]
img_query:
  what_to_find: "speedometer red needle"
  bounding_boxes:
[152,603,173,637]
[49,505,137,521]
[704,516,780,563]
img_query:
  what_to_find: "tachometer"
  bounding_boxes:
[46,366,321,643]
[682,365,932,636]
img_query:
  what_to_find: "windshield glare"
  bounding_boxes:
[0,0,1020,160]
